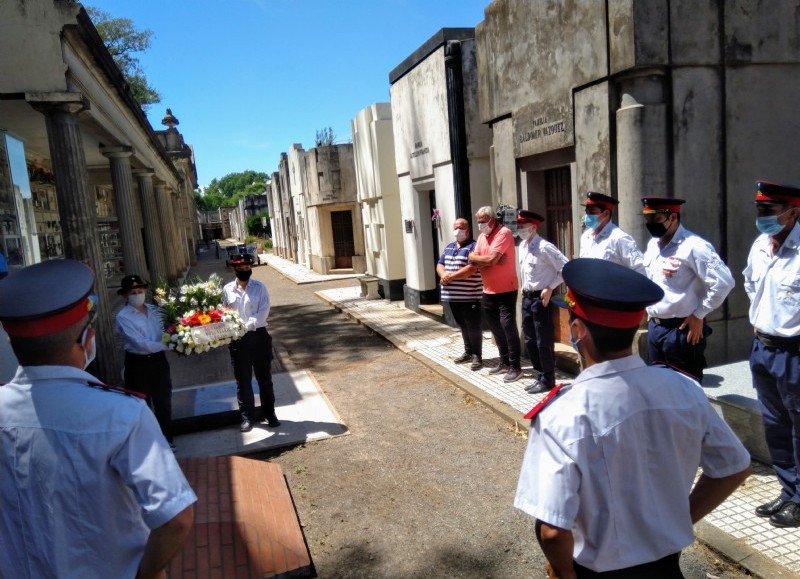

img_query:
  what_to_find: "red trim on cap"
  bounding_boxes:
[642,202,681,214]
[586,198,613,210]
[517,217,542,225]
[565,288,644,329]
[755,190,800,207]
[2,296,91,338]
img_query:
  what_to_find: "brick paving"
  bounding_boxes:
[171,457,313,579]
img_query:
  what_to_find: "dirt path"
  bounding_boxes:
[253,264,750,578]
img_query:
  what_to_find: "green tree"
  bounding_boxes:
[86,7,161,109]
[247,213,270,238]
[195,171,269,211]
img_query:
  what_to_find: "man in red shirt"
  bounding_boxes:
[468,205,522,382]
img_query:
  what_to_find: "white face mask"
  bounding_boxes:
[454,229,467,242]
[80,325,96,369]
[128,293,146,308]
[517,226,533,241]
[477,222,490,235]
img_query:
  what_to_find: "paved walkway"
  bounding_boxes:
[260,254,800,578]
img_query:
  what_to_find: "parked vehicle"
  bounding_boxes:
[224,243,261,267]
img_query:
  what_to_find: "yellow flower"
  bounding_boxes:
[197,313,212,324]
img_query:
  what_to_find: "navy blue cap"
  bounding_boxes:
[230,253,253,265]
[583,192,619,210]
[118,274,148,295]
[641,197,686,214]
[0,259,95,337]
[557,258,663,329]
[517,209,544,224]
[755,180,800,206]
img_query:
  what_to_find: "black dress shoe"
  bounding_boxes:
[453,352,472,364]
[525,380,552,395]
[266,416,281,428]
[770,502,800,528]
[756,497,787,517]
[240,419,252,433]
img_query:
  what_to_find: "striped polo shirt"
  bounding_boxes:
[438,240,483,301]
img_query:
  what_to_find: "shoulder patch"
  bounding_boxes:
[85,380,147,400]
[524,382,566,420]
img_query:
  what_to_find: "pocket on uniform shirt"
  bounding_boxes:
[778,275,800,307]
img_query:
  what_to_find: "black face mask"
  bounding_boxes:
[646,220,669,238]
[235,270,252,281]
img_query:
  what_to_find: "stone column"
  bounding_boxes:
[171,189,188,274]
[101,146,148,280]
[154,182,179,284]
[37,100,118,383]
[615,70,669,252]
[133,169,168,283]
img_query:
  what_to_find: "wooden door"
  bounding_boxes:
[331,210,354,269]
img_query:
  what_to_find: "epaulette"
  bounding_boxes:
[524,382,566,420]
[85,380,147,400]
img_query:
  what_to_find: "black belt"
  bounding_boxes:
[125,351,166,360]
[757,332,800,352]
[523,290,542,299]
[651,317,685,329]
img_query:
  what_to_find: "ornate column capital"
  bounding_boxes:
[132,168,155,179]
[26,91,88,115]
[100,145,134,159]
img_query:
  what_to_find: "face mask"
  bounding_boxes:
[127,293,146,308]
[517,226,533,241]
[569,325,582,354]
[646,220,669,238]
[80,325,96,369]
[454,229,467,242]
[583,214,600,230]
[477,222,490,235]
[755,216,785,236]
[235,270,252,281]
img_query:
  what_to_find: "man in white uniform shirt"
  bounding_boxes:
[743,180,800,528]
[517,209,569,393]
[0,259,196,578]
[224,253,278,433]
[515,258,751,578]
[641,197,734,383]
[578,191,645,274]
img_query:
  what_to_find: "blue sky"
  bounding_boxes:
[85,0,489,188]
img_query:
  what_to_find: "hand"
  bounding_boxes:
[680,314,704,345]
[541,287,553,308]
[440,274,451,285]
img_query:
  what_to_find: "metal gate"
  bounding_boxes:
[331,210,354,269]
[544,167,573,257]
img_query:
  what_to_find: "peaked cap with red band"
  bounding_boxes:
[641,196,686,214]
[517,209,544,224]
[555,258,663,329]
[583,191,619,212]
[230,253,254,266]
[754,180,800,207]
[0,259,95,338]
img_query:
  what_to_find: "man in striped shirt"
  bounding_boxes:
[437,218,484,370]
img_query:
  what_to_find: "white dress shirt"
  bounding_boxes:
[115,303,167,354]
[579,222,646,275]
[514,355,750,572]
[223,277,270,331]
[0,365,197,578]
[643,224,734,319]
[518,234,569,292]
[743,222,800,337]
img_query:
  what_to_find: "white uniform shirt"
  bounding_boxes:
[514,355,750,572]
[743,222,800,337]
[115,303,167,354]
[518,234,569,292]
[223,278,270,331]
[0,365,197,579]
[643,224,734,319]
[579,222,646,275]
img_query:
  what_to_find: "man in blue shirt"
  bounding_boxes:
[437,218,484,370]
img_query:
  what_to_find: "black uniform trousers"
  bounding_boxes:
[229,327,275,421]
[647,318,711,382]
[573,552,682,578]
[481,290,521,370]
[751,335,800,504]
[521,292,555,388]
[448,300,482,360]
[124,351,173,443]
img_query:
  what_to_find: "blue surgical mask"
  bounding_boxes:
[756,215,786,236]
[583,214,600,230]
[569,325,582,353]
